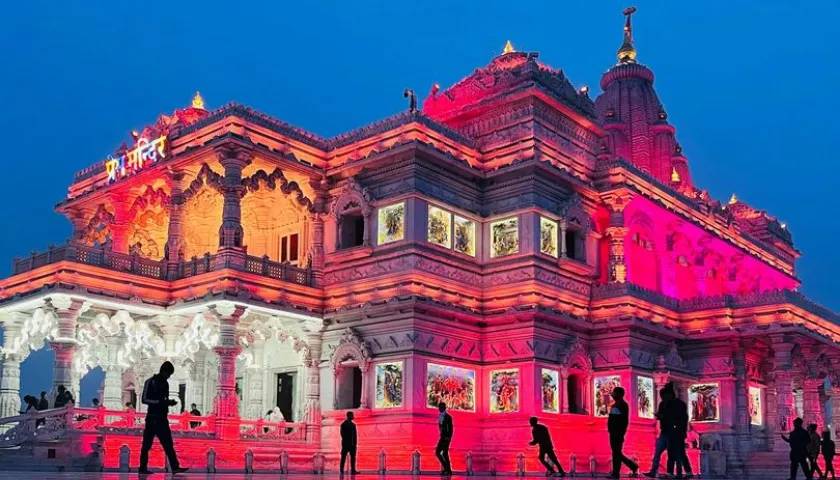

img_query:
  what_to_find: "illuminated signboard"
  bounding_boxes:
[104,135,167,182]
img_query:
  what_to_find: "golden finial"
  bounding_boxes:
[671,167,681,183]
[192,91,205,110]
[728,193,738,205]
[617,6,638,64]
[502,40,516,55]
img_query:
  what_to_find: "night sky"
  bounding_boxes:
[1,1,837,404]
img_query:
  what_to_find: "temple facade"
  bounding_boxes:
[0,10,837,476]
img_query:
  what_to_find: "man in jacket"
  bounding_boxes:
[529,416,565,477]
[436,402,453,475]
[340,411,359,475]
[138,361,188,475]
[782,417,813,480]
[666,390,693,478]
[607,387,639,479]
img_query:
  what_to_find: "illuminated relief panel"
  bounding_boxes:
[377,202,405,245]
[490,217,519,258]
[426,363,476,412]
[636,376,655,419]
[242,188,304,262]
[540,217,558,257]
[182,186,224,258]
[541,368,559,413]
[688,383,720,422]
[453,215,476,257]
[375,362,403,409]
[594,375,622,417]
[489,369,519,414]
[427,205,452,248]
[749,386,763,426]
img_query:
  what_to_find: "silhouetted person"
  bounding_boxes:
[644,387,675,478]
[189,403,201,429]
[138,361,188,475]
[822,430,835,480]
[37,391,48,411]
[92,398,100,408]
[23,395,37,413]
[340,411,359,475]
[54,385,74,408]
[808,424,823,479]
[528,417,565,477]
[666,389,693,478]
[782,417,812,480]
[607,387,638,479]
[436,402,453,475]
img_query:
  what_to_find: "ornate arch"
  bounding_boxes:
[126,186,171,259]
[77,204,114,247]
[329,177,372,220]
[330,327,371,373]
[242,168,314,212]
[561,337,592,372]
[561,194,592,231]
[182,163,223,202]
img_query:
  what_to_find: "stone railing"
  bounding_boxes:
[12,243,313,287]
[0,405,310,448]
[592,283,839,323]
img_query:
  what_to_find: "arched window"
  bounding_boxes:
[330,328,371,410]
[567,374,585,414]
[330,178,372,251]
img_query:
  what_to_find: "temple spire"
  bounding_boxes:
[617,6,638,64]
[502,40,515,55]
[192,91,205,110]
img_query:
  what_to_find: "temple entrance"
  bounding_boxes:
[276,373,295,421]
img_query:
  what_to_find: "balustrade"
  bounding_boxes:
[11,243,313,286]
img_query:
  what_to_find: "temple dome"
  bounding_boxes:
[594,9,693,192]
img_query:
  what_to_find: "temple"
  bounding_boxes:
[0,8,837,476]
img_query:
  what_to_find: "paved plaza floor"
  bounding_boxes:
[0,473,794,480]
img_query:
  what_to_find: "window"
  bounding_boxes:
[377,202,405,245]
[339,213,365,249]
[453,215,476,257]
[279,233,299,263]
[567,374,584,414]
[540,217,558,257]
[490,217,519,258]
[427,205,452,248]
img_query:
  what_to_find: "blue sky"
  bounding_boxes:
[1,1,837,403]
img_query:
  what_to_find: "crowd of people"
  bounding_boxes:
[21,385,75,414]
[782,417,836,480]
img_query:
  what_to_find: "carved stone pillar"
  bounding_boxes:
[215,146,251,251]
[559,367,569,413]
[49,297,84,395]
[765,371,778,449]
[0,320,23,418]
[803,378,824,428]
[831,386,840,441]
[211,304,245,422]
[309,213,325,286]
[108,191,133,254]
[102,364,124,410]
[303,328,323,445]
[165,169,187,277]
[771,336,795,451]
[559,220,568,258]
[732,341,751,455]
[245,340,265,419]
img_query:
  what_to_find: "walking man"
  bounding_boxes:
[528,416,565,477]
[607,387,639,479]
[138,361,188,475]
[781,417,812,480]
[644,387,675,478]
[340,411,359,475]
[436,402,453,475]
[667,389,693,478]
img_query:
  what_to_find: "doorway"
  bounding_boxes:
[276,373,295,422]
